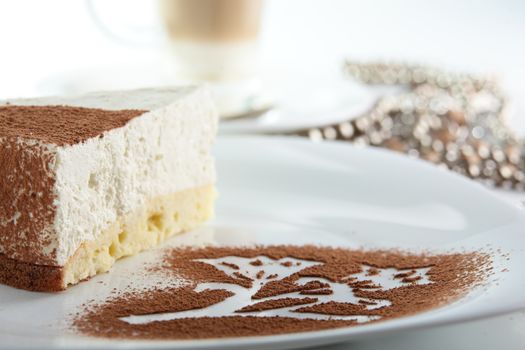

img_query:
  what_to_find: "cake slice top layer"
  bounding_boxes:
[1,86,198,110]
[0,86,201,146]
[0,106,145,146]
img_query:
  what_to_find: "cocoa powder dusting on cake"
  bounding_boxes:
[0,105,146,146]
[73,245,491,340]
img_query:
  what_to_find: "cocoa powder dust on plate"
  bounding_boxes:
[73,245,492,340]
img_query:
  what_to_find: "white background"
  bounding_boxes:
[1,0,525,134]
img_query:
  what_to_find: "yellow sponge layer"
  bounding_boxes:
[63,185,215,288]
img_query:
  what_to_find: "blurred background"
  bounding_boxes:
[1,0,525,192]
[1,0,524,130]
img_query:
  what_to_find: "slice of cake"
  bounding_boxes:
[0,86,217,292]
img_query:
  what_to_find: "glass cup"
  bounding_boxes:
[86,0,268,118]
[159,0,264,83]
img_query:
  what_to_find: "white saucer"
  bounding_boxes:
[219,79,378,134]
[1,136,524,349]
[38,65,378,130]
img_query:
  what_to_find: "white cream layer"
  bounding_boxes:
[3,86,217,266]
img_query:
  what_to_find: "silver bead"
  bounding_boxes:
[308,129,323,142]
[338,122,354,138]
[445,150,458,162]
[355,117,370,131]
[432,140,444,152]
[477,144,490,159]
[472,126,485,139]
[499,165,513,179]
[408,149,419,158]
[369,131,383,145]
[469,164,481,177]
[492,148,506,163]
[323,127,337,140]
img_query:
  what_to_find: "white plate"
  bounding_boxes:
[1,136,524,349]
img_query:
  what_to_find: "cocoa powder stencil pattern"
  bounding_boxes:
[74,245,492,340]
[121,253,432,325]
